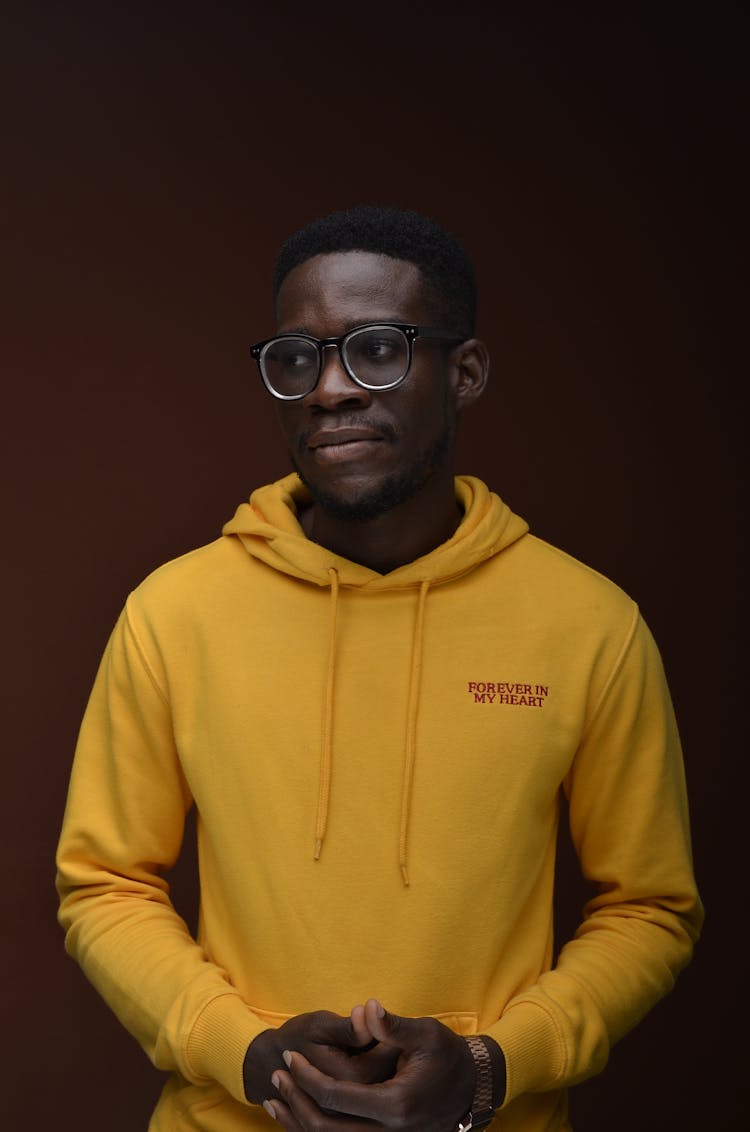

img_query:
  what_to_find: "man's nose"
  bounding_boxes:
[304,344,372,409]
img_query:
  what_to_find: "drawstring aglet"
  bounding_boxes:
[314,838,323,861]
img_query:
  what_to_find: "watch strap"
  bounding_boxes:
[458,1035,495,1129]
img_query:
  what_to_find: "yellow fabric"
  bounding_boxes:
[399,578,430,886]
[314,566,340,860]
[56,474,702,1131]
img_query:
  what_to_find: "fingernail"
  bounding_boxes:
[282,1049,292,1068]
[271,1072,280,1089]
[375,1002,385,1018]
[263,1100,277,1120]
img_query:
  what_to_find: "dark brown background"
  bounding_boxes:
[2,4,744,1128]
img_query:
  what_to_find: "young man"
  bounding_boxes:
[56,206,703,1131]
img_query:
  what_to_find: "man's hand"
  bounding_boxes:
[261,999,475,1130]
[243,1008,399,1105]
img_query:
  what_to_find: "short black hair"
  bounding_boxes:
[273,205,477,336]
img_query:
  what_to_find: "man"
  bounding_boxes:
[56,206,703,1131]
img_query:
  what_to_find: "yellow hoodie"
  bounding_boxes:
[56,474,702,1131]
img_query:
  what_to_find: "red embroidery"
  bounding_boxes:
[466,681,549,707]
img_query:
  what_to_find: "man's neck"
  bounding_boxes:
[301,476,462,575]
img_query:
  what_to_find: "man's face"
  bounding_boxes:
[273,251,459,522]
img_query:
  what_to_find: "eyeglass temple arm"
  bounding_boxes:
[415,326,468,341]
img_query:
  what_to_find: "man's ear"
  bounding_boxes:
[451,338,490,412]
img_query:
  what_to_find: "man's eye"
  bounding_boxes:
[362,337,397,360]
[279,348,315,371]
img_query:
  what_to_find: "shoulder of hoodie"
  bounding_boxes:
[497,529,641,622]
[124,535,249,619]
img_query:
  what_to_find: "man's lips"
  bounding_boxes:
[305,426,387,465]
[307,427,384,449]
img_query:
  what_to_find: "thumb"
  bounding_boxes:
[349,1003,376,1048]
[362,999,416,1049]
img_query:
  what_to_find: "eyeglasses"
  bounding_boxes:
[250,322,465,401]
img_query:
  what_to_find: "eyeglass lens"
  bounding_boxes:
[261,326,410,398]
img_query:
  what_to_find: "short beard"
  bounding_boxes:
[292,414,455,524]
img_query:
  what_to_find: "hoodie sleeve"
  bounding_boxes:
[55,602,265,1105]
[483,609,703,1105]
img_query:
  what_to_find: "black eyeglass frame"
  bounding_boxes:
[250,322,466,401]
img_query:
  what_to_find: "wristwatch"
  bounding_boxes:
[457,1035,495,1129]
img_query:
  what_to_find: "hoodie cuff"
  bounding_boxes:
[185,993,269,1105]
[484,1000,566,1105]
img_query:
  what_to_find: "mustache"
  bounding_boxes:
[298,416,398,448]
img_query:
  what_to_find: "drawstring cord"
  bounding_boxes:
[313,570,429,887]
[314,567,339,860]
[398,580,430,886]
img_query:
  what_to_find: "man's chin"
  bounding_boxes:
[293,466,419,524]
[301,483,399,524]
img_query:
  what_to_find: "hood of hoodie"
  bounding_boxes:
[222,472,528,588]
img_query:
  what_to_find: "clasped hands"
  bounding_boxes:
[243,998,476,1131]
